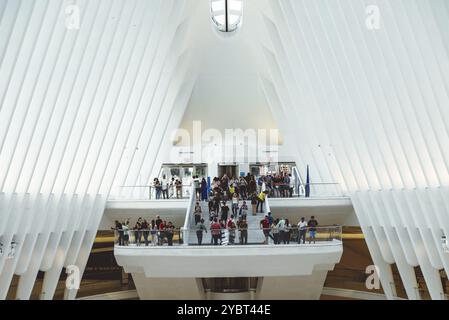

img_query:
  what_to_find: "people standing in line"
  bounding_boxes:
[297,217,307,244]
[162,176,169,199]
[194,201,202,225]
[112,220,124,246]
[150,220,158,246]
[196,218,207,245]
[211,218,222,245]
[308,216,319,244]
[231,193,239,216]
[201,178,208,201]
[141,219,150,246]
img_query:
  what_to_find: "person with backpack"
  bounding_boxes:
[308,216,319,244]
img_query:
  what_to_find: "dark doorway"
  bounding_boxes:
[218,165,239,178]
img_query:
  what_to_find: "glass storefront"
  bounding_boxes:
[159,164,208,184]
[249,162,296,177]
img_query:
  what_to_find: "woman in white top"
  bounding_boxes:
[122,221,130,246]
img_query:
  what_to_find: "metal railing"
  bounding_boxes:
[181,185,197,246]
[109,183,193,200]
[113,225,342,247]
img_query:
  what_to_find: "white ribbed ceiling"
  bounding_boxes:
[1,0,449,300]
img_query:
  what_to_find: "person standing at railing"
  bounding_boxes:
[166,222,175,246]
[283,174,291,198]
[150,220,158,246]
[195,218,207,245]
[272,219,280,245]
[210,218,221,245]
[112,221,124,246]
[141,219,150,246]
[260,215,271,244]
[154,178,162,200]
[175,179,182,199]
[162,176,169,200]
[238,218,248,245]
[134,218,143,246]
[284,219,292,244]
[158,218,165,246]
[123,220,130,246]
[169,178,175,198]
[308,216,319,244]
[227,218,237,245]
[277,218,286,244]
[297,217,307,244]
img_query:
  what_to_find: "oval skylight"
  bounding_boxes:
[210,0,243,33]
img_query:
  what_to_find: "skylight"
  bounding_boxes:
[210,0,243,33]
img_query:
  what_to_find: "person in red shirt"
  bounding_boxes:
[159,220,166,245]
[260,215,271,244]
[210,218,222,245]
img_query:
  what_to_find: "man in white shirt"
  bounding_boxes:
[297,217,308,244]
[162,176,169,199]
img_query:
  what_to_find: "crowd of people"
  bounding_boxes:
[151,169,298,201]
[112,216,177,247]
[114,171,323,246]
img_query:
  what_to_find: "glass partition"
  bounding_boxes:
[113,226,342,247]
